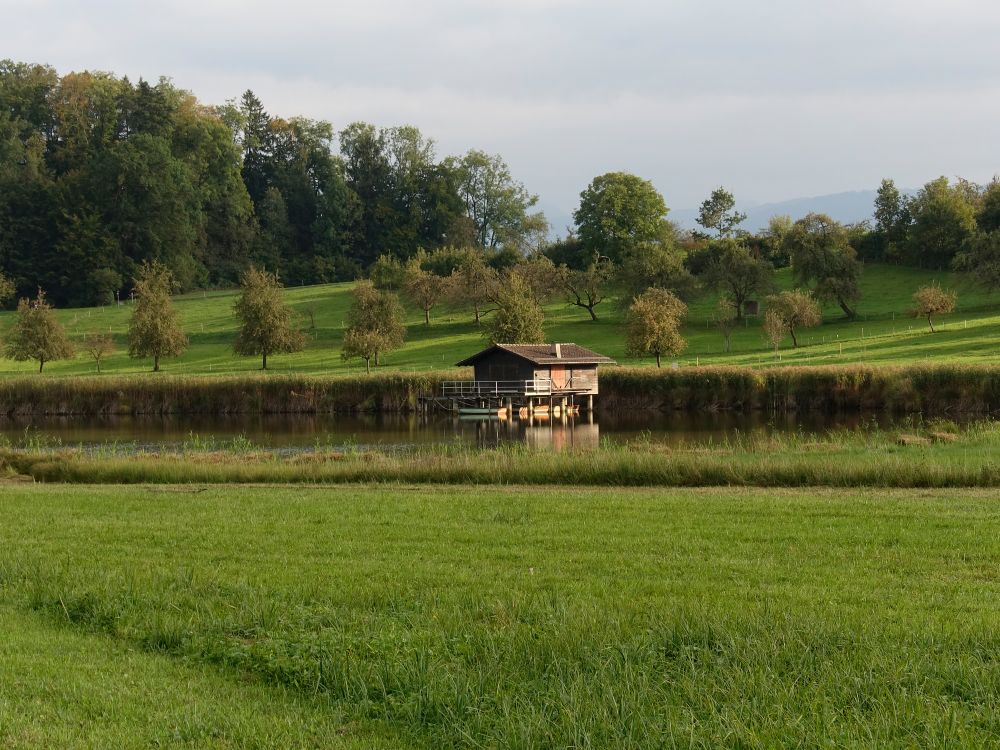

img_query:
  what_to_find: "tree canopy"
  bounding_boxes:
[3,289,75,372]
[624,288,687,367]
[0,60,546,304]
[232,267,306,369]
[341,281,405,371]
[784,214,861,319]
[697,187,747,238]
[574,172,671,263]
[127,260,188,371]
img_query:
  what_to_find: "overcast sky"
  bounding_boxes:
[4,0,1000,229]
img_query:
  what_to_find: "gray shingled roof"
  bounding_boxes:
[456,343,615,367]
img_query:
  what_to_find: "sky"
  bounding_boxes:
[3,0,1000,231]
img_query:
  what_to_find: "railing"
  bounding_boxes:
[440,376,595,397]
[441,379,553,397]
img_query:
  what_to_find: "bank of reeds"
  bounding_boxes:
[3,363,1000,416]
[599,363,1000,414]
[0,371,455,416]
[4,421,999,487]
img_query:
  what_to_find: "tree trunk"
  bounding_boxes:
[655,352,661,368]
[928,315,936,333]
[587,304,598,321]
[424,307,430,325]
[839,299,856,319]
[365,357,371,374]
[153,355,160,372]
[474,305,481,325]
[262,352,268,370]
[724,335,731,353]
[790,327,798,348]
[38,359,44,373]
[96,359,101,374]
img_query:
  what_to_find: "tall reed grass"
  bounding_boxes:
[3,363,1000,416]
[4,422,999,487]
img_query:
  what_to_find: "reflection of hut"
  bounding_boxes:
[438,343,615,414]
[525,422,600,451]
[743,300,760,317]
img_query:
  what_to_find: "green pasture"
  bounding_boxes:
[0,263,995,376]
[1,484,999,747]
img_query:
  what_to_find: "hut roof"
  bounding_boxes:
[455,343,615,367]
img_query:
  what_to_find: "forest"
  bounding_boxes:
[0,60,545,306]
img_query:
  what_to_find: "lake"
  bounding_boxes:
[0,410,930,452]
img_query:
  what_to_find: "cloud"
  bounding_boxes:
[2,0,999,213]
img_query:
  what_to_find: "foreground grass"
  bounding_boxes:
[2,484,1000,747]
[0,607,396,749]
[6,419,1000,487]
[0,264,996,376]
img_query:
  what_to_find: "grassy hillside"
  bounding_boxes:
[2,483,1000,746]
[0,263,994,377]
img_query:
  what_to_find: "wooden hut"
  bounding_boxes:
[437,343,615,415]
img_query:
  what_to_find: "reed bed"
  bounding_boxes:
[600,363,1000,413]
[4,363,1000,416]
[0,371,457,416]
[4,420,998,487]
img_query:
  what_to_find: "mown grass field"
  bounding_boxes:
[0,263,995,377]
[1,483,1000,747]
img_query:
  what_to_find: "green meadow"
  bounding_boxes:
[0,263,995,377]
[2,483,1000,747]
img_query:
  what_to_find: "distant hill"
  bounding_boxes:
[669,189,916,233]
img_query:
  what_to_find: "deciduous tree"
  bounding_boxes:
[712,297,739,353]
[0,272,14,307]
[127,260,188,372]
[451,251,498,325]
[954,230,1000,289]
[341,281,405,371]
[904,177,977,269]
[486,274,545,345]
[785,213,861,319]
[84,332,115,372]
[4,290,75,372]
[449,150,545,251]
[402,249,452,325]
[574,172,671,263]
[560,256,614,321]
[624,288,687,367]
[701,239,775,319]
[616,241,695,303]
[762,309,786,356]
[765,290,821,348]
[911,284,956,333]
[233,267,305,369]
[369,254,406,291]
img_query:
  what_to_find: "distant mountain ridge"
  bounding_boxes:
[669,189,916,233]
[543,188,916,241]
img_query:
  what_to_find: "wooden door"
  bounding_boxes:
[550,365,566,389]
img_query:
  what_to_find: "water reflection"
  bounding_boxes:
[0,410,939,452]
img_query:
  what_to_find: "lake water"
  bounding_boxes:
[0,411,925,452]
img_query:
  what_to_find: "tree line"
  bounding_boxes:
[0,60,545,306]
